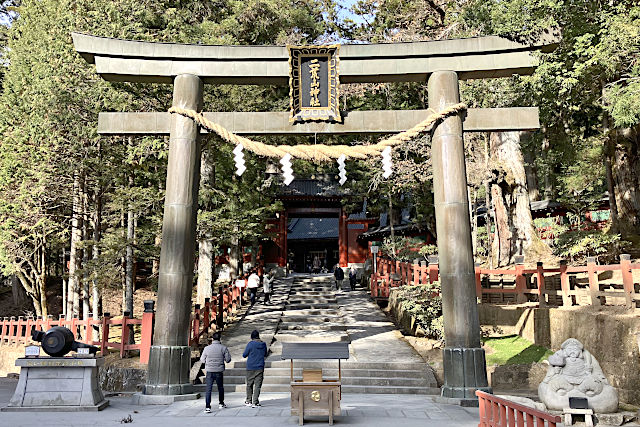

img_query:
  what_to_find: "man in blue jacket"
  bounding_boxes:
[242,329,267,407]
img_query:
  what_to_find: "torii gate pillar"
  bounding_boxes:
[428,71,491,399]
[145,74,203,396]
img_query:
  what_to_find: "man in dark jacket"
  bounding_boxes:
[200,332,231,412]
[333,265,344,291]
[242,329,267,407]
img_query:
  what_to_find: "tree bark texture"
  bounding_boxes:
[197,149,214,306]
[521,132,540,202]
[613,129,640,235]
[82,176,90,320]
[68,171,82,318]
[489,131,538,266]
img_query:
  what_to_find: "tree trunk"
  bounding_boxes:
[388,192,396,257]
[613,128,640,235]
[197,237,214,306]
[197,148,215,305]
[125,185,135,317]
[521,132,540,202]
[229,231,240,280]
[68,171,82,318]
[11,275,26,306]
[489,131,543,266]
[91,186,102,340]
[61,248,67,318]
[82,176,90,320]
[484,133,493,267]
[541,127,553,199]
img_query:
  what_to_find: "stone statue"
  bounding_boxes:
[538,338,618,413]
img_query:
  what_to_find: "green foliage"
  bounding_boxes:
[482,335,553,366]
[395,282,443,341]
[555,229,627,263]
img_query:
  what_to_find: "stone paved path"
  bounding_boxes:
[0,378,481,427]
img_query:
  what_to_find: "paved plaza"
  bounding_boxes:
[0,377,480,427]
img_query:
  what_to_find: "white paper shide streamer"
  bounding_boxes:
[233,144,246,176]
[381,146,393,178]
[337,154,347,186]
[280,153,294,186]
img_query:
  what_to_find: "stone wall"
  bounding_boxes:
[0,344,23,377]
[479,305,640,405]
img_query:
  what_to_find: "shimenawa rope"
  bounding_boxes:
[168,103,466,162]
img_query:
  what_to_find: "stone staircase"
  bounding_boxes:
[192,274,439,395]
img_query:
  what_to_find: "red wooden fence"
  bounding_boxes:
[370,254,640,308]
[477,391,561,427]
[0,282,250,364]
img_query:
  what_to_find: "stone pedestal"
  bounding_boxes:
[2,357,108,412]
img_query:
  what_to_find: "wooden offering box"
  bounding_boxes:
[281,342,350,426]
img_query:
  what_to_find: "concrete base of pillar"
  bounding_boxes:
[145,345,193,396]
[441,347,492,399]
[132,392,200,405]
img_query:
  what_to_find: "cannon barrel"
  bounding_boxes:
[32,326,99,357]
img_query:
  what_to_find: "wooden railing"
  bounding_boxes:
[370,254,640,308]
[0,282,250,364]
[477,391,561,427]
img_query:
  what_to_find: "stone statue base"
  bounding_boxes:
[2,357,109,412]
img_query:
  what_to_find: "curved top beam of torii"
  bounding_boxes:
[72,32,558,85]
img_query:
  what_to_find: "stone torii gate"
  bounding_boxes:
[73,33,554,402]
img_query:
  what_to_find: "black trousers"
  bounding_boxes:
[205,371,224,407]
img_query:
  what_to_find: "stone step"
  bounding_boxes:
[194,383,441,394]
[285,303,336,310]
[221,368,435,379]
[230,360,433,371]
[277,323,346,331]
[202,375,434,387]
[282,309,340,316]
[279,315,342,323]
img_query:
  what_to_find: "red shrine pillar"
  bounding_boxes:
[338,208,348,267]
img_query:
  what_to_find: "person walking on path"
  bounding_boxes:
[262,270,273,304]
[242,329,267,407]
[349,266,358,291]
[247,269,260,305]
[200,332,231,412]
[334,265,344,291]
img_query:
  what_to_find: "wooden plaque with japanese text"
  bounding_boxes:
[288,45,340,123]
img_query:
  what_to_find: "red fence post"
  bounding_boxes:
[428,255,439,284]
[191,304,201,346]
[203,298,211,334]
[140,300,155,364]
[475,263,483,301]
[559,260,572,307]
[216,286,224,330]
[586,256,601,307]
[120,311,130,358]
[412,259,421,285]
[101,312,110,355]
[536,262,546,307]
[514,256,527,304]
[620,254,634,308]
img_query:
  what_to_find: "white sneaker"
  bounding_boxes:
[252,403,261,408]
[219,403,227,409]
[205,407,211,413]
[245,401,252,407]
